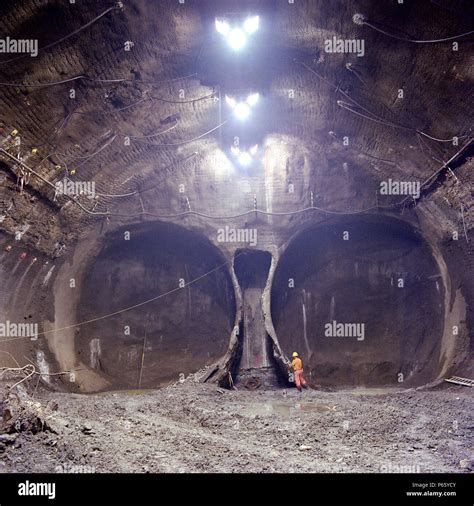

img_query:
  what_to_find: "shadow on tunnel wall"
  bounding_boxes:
[76,221,236,390]
[271,216,445,388]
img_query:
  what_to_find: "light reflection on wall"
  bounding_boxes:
[205,148,235,180]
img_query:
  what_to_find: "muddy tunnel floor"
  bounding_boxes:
[1,382,472,474]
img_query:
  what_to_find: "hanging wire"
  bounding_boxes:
[95,152,198,198]
[297,60,471,144]
[73,95,151,116]
[8,84,214,156]
[0,245,252,343]
[328,131,398,167]
[397,137,473,206]
[0,73,198,89]
[123,122,179,140]
[138,120,227,147]
[48,119,219,169]
[64,134,118,168]
[357,15,474,43]
[2,135,471,223]
[0,5,118,66]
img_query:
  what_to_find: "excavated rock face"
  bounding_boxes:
[75,222,236,389]
[271,216,445,387]
[0,0,472,391]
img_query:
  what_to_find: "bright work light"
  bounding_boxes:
[215,19,230,36]
[233,102,251,120]
[215,15,260,51]
[243,16,259,34]
[228,28,247,51]
[246,93,259,106]
[225,93,260,120]
[238,152,252,166]
[231,145,259,166]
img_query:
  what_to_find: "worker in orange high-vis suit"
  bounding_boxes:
[289,352,308,392]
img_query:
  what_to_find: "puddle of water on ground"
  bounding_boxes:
[243,402,336,420]
[341,387,401,396]
[295,402,336,413]
[98,389,152,396]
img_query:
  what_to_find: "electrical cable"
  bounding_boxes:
[398,137,473,205]
[1,177,455,344]
[297,61,414,130]
[0,76,87,88]
[337,100,408,130]
[328,131,398,166]
[17,84,213,149]
[139,121,227,147]
[3,140,469,222]
[0,73,198,89]
[0,145,392,220]
[297,60,470,144]
[416,132,446,165]
[123,122,178,140]
[73,96,151,116]
[0,5,118,66]
[0,245,257,343]
[0,148,108,216]
[30,141,474,220]
[3,83,213,154]
[6,206,375,343]
[85,73,198,86]
[417,130,469,143]
[148,91,216,104]
[359,17,474,43]
[67,137,474,218]
[345,63,367,87]
[27,112,73,149]
[96,152,198,198]
[338,100,466,146]
[55,133,117,165]
[49,117,214,167]
[64,87,214,135]
[339,93,468,143]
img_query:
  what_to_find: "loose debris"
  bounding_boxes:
[0,382,472,473]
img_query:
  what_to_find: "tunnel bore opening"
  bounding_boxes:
[271,216,445,388]
[234,249,271,290]
[233,249,283,388]
[75,222,236,391]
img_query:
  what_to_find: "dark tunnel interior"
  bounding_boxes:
[75,222,236,389]
[271,217,445,388]
[234,249,272,289]
[0,0,472,479]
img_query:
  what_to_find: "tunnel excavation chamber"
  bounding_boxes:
[232,249,284,389]
[271,216,446,388]
[75,222,236,390]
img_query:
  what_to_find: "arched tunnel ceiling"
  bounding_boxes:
[0,0,472,255]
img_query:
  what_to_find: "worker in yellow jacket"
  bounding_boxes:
[289,352,308,392]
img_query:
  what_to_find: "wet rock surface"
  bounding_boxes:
[0,383,472,473]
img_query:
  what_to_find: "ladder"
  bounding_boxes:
[444,376,474,387]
